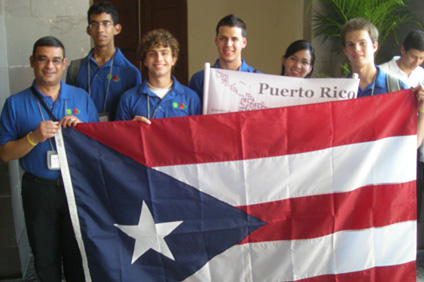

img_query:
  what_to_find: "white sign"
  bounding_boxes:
[203,63,359,115]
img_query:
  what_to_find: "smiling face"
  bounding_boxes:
[143,45,177,80]
[214,25,247,68]
[87,12,121,48]
[283,49,313,78]
[30,46,66,88]
[343,29,378,69]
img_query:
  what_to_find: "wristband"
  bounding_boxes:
[26,132,38,146]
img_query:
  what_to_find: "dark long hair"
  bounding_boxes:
[281,40,315,78]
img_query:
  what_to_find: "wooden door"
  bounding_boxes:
[93,0,188,85]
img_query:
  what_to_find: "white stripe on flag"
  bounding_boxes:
[184,220,416,282]
[155,136,416,206]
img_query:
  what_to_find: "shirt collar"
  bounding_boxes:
[32,80,68,100]
[87,48,125,67]
[212,58,246,70]
[141,76,179,98]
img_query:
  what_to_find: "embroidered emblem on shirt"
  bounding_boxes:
[172,102,187,110]
[67,108,81,115]
[107,74,121,82]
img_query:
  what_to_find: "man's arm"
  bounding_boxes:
[418,111,424,148]
[414,85,424,148]
[1,135,37,162]
[0,121,60,162]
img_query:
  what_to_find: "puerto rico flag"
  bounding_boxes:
[57,89,418,282]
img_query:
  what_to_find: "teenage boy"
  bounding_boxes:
[66,1,141,121]
[188,14,261,102]
[340,18,424,147]
[379,30,424,88]
[115,29,201,122]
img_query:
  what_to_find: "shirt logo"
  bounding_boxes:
[107,74,121,82]
[173,102,187,110]
[67,108,81,115]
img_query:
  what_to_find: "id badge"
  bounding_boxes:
[47,150,60,170]
[99,112,110,122]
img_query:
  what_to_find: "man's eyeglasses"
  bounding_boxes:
[36,57,64,66]
[89,21,113,29]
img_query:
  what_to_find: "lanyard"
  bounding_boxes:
[357,72,376,97]
[146,83,173,119]
[147,95,161,119]
[87,50,115,113]
[31,86,59,121]
[34,90,67,151]
[371,75,376,96]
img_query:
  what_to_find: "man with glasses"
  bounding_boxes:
[0,36,98,281]
[66,1,141,121]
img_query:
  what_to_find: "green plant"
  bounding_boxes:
[312,0,422,54]
[308,0,423,76]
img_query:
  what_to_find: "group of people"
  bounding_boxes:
[1,1,424,281]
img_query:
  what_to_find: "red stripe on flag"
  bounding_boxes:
[237,182,416,243]
[290,261,415,282]
[75,90,417,167]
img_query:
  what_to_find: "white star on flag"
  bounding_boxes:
[114,201,183,264]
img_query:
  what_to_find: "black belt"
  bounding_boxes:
[23,172,63,186]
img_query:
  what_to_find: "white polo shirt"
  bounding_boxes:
[379,56,424,87]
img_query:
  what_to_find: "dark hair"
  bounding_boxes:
[403,30,424,52]
[32,36,65,58]
[87,1,119,25]
[216,14,247,37]
[340,18,378,47]
[281,40,315,78]
[138,29,179,62]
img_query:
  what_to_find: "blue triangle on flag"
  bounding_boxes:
[63,128,266,281]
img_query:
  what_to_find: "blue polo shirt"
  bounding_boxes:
[352,66,408,98]
[66,48,141,120]
[0,81,99,179]
[188,59,261,101]
[115,76,201,120]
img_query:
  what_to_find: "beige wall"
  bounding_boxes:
[187,0,305,77]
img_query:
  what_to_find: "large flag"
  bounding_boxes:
[57,90,417,282]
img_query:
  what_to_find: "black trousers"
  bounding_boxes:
[21,173,85,282]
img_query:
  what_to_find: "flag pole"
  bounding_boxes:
[203,62,210,115]
[352,73,359,98]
